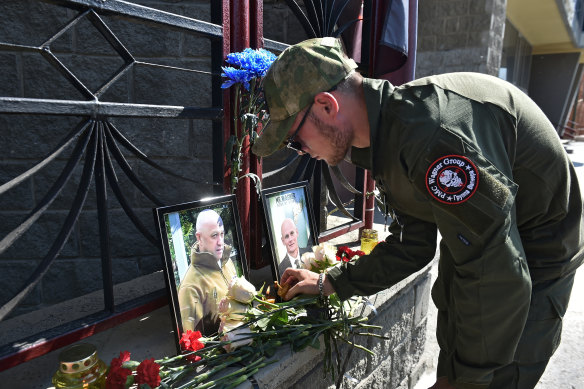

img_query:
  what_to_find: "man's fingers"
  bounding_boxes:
[283,279,319,300]
[283,283,303,301]
[281,268,301,283]
[281,269,298,285]
[280,268,322,300]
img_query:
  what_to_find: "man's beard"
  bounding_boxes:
[311,112,352,166]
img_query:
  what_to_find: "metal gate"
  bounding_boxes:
[0,0,375,369]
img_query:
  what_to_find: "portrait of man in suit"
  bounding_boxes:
[278,218,310,277]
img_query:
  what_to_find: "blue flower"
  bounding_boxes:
[222,48,276,89]
[221,66,253,90]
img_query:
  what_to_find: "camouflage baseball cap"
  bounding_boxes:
[252,37,358,157]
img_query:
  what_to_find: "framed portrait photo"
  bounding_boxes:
[261,181,318,282]
[154,194,248,346]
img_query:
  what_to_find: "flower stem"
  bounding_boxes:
[335,334,375,356]
[253,295,279,308]
[173,354,248,389]
[193,356,267,389]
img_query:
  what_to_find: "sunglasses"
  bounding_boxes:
[284,102,313,154]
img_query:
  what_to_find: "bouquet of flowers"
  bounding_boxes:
[105,244,379,389]
[221,48,276,193]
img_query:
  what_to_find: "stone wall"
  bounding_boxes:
[0,0,334,322]
[250,265,433,389]
[416,0,506,77]
[0,0,315,319]
[0,0,218,318]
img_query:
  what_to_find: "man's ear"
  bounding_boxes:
[314,91,339,118]
[195,231,201,241]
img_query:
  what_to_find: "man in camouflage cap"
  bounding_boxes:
[252,36,358,161]
[254,38,584,389]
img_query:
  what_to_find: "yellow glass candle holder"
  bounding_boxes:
[360,229,378,255]
[52,343,107,389]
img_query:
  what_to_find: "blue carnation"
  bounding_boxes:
[221,66,253,90]
[224,48,276,84]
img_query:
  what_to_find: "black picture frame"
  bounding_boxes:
[261,181,318,283]
[154,194,248,350]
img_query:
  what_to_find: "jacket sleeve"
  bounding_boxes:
[178,284,204,332]
[327,212,437,300]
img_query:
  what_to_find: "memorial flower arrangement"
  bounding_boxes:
[104,245,383,389]
[221,48,276,193]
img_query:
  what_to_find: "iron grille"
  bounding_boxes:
[0,0,371,369]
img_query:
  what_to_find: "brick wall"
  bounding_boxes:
[416,0,506,77]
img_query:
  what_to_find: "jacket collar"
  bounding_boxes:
[350,77,393,174]
[190,242,232,270]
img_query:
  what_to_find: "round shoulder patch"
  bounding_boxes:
[425,155,479,204]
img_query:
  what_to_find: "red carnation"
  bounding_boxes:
[180,330,205,363]
[106,364,132,389]
[336,246,366,262]
[109,351,131,368]
[186,353,202,363]
[135,358,161,388]
[180,330,205,352]
[336,246,353,262]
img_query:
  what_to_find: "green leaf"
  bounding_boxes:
[256,316,270,331]
[247,307,264,317]
[125,375,135,387]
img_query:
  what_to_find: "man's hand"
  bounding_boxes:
[280,268,335,300]
[428,377,455,389]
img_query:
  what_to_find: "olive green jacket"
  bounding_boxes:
[327,73,584,388]
[177,243,237,335]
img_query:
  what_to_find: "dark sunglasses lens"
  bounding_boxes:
[287,140,303,153]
